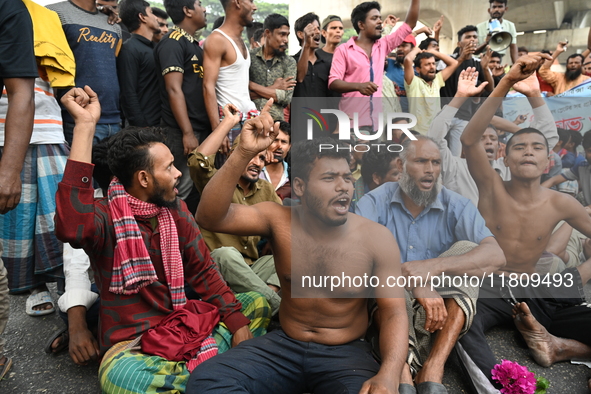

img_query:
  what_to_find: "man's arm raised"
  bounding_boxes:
[404,0,420,29]
[196,100,280,238]
[404,46,421,85]
[195,104,241,157]
[461,54,550,194]
[62,86,101,163]
[432,50,459,82]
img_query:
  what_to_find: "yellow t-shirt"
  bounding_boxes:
[405,73,445,134]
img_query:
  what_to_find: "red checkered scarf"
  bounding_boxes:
[107,178,186,310]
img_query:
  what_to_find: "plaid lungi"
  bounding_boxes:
[99,291,271,394]
[0,143,68,291]
[406,241,479,375]
[366,241,479,375]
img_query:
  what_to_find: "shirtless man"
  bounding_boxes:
[458,54,591,393]
[203,0,258,151]
[186,100,410,394]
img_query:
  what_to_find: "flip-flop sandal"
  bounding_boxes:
[25,290,55,316]
[0,355,12,381]
[44,327,69,354]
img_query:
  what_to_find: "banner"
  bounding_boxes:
[504,79,591,133]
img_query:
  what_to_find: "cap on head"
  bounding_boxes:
[320,15,342,43]
[402,34,416,46]
[322,15,342,31]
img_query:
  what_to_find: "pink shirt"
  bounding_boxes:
[329,23,413,130]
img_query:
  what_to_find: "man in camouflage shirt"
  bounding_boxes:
[249,13,296,121]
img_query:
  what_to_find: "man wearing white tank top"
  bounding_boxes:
[203,0,258,153]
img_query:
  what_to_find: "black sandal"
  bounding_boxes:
[44,327,69,354]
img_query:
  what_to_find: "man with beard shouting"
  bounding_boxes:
[356,136,505,394]
[55,87,269,393]
[187,99,410,394]
[538,40,590,95]
[188,103,283,316]
[404,47,460,134]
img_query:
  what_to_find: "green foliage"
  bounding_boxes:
[534,376,549,394]
[199,0,288,39]
[147,1,164,12]
[341,28,357,43]
[201,0,288,43]
[146,0,287,43]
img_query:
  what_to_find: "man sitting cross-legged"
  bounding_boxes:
[458,54,591,394]
[356,136,506,394]
[54,86,271,394]
[186,100,410,394]
[188,104,282,315]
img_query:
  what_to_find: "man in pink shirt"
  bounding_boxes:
[329,0,419,136]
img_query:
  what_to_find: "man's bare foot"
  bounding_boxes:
[415,360,444,384]
[587,377,591,392]
[512,302,556,367]
[30,285,53,311]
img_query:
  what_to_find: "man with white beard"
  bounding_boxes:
[356,136,505,394]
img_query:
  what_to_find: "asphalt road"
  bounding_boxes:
[1,284,590,393]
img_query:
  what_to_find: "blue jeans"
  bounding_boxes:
[186,329,381,394]
[63,122,121,146]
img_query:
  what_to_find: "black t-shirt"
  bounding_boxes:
[439,52,486,103]
[0,0,38,92]
[292,48,340,99]
[117,34,160,127]
[154,27,211,134]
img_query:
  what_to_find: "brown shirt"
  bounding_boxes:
[188,151,282,264]
[538,67,589,95]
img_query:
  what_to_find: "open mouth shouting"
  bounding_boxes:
[247,166,261,177]
[419,177,435,190]
[331,195,351,214]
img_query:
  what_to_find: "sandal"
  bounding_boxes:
[26,290,55,316]
[0,355,12,381]
[44,327,69,354]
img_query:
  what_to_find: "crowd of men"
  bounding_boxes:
[2,0,591,393]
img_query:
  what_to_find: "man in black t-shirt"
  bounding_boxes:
[440,25,495,157]
[0,0,38,381]
[291,13,341,136]
[154,0,211,213]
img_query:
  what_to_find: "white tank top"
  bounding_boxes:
[213,29,257,114]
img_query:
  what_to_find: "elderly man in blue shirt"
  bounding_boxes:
[356,135,505,394]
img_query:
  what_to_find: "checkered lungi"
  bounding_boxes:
[99,291,271,394]
[0,143,68,292]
